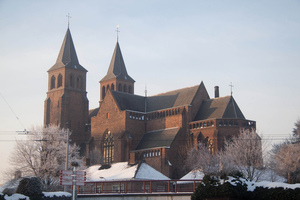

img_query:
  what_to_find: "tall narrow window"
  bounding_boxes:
[76,76,83,89]
[102,86,106,99]
[118,83,122,91]
[111,84,115,90]
[57,74,62,88]
[128,85,132,93]
[70,74,74,88]
[123,84,127,92]
[51,75,56,89]
[103,131,114,164]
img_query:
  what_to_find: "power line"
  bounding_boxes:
[0,93,26,130]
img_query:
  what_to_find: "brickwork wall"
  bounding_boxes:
[91,91,127,162]
[100,78,134,101]
[45,68,89,148]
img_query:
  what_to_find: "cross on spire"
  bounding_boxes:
[229,82,234,95]
[115,25,120,41]
[66,13,72,28]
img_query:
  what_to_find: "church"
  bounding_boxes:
[44,27,256,178]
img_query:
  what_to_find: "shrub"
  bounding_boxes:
[16,177,43,200]
[191,175,249,200]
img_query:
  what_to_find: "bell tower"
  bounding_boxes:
[99,42,135,102]
[44,28,89,148]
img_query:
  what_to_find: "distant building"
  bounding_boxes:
[44,28,256,178]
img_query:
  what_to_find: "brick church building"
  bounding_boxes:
[44,28,256,178]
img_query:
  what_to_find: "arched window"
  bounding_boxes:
[76,76,83,89]
[118,83,122,91]
[70,74,74,88]
[51,75,56,89]
[57,74,62,88]
[204,137,214,154]
[128,85,132,93]
[123,84,127,92]
[102,86,106,99]
[107,85,110,91]
[103,131,114,164]
[111,84,115,90]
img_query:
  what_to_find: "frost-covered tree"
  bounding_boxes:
[275,142,300,183]
[186,143,221,176]
[89,147,103,165]
[269,120,300,183]
[8,125,83,191]
[221,128,264,181]
[186,129,264,181]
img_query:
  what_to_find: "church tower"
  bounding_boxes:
[44,28,89,149]
[99,42,135,102]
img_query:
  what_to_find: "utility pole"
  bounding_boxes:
[64,128,69,192]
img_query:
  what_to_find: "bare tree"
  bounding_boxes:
[221,128,265,181]
[268,120,300,183]
[275,143,300,183]
[292,119,300,137]
[186,142,221,176]
[8,125,83,191]
[89,147,103,165]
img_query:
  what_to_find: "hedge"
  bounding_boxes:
[192,175,300,200]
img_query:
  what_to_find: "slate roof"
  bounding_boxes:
[100,42,135,82]
[146,85,201,112]
[110,84,201,113]
[111,90,146,112]
[48,28,87,72]
[89,107,100,118]
[195,95,245,120]
[135,128,179,150]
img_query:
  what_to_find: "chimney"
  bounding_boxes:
[214,86,219,98]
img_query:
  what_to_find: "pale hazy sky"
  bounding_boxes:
[0,0,300,183]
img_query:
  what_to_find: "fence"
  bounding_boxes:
[78,179,202,195]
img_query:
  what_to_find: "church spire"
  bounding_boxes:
[48,28,87,72]
[100,42,134,82]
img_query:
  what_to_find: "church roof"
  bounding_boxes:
[111,90,146,112]
[100,42,135,82]
[135,127,179,150]
[48,28,87,72]
[195,95,245,120]
[147,84,201,112]
[89,107,100,118]
[110,84,202,113]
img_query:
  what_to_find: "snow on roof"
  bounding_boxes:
[179,170,204,184]
[180,170,205,180]
[85,162,170,182]
[135,163,170,180]
[86,162,138,181]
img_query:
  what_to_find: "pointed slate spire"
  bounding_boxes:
[101,42,135,82]
[48,28,87,72]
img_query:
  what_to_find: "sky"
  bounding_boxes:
[0,0,300,184]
